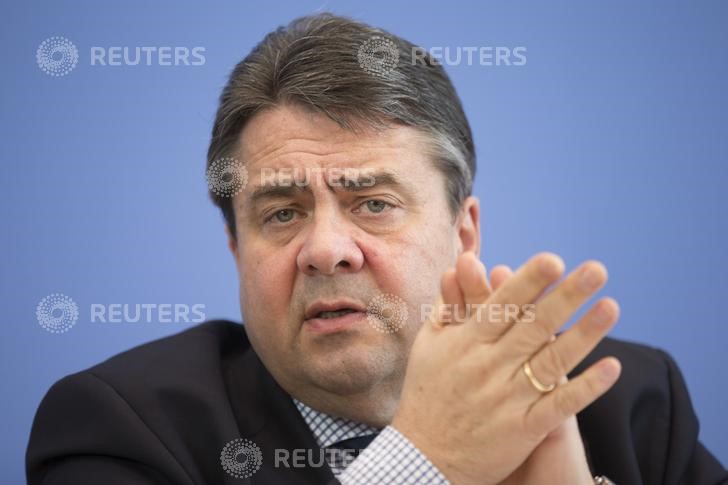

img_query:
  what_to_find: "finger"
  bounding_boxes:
[425,294,446,329]
[501,260,608,357]
[467,253,564,340]
[525,357,621,437]
[490,265,513,291]
[456,252,491,306]
[488,253,564,309]
[439,267,467,325]
[519,298,619,393]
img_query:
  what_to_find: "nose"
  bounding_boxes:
[296,210,364,276]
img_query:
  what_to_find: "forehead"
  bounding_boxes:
[237,104,432,172]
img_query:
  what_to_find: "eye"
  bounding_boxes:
[269,209,296,223]
[361,199,392,214]
[366,200,386,213]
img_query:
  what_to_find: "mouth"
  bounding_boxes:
[313,308,358,319]
[304,300,367,334]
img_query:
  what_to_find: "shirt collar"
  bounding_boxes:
[292,398,381,448]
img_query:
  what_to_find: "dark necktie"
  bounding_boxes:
[326,433,379,472]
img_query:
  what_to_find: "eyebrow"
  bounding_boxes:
[246,170,413,207]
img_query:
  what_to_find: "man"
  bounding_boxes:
[27,13,727,485]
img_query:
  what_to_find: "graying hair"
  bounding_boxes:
[207,13,476,237]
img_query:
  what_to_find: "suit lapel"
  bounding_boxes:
[225,338,335,484]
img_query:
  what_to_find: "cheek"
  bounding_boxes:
[359,218,456,308]
[368,216,455,273]
[238,244,297,322]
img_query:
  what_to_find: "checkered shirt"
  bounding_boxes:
[293,398,449,484]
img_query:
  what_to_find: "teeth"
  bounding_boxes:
[317,309,355,319]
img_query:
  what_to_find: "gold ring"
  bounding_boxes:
[522,360,556,393]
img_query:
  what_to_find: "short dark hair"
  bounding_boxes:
[206,13,476,238]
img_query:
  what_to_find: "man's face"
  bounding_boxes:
[228,104,478,409]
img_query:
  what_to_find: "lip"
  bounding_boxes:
[303,299,368,334]
[304,299,366,320]
[304,310,367,334]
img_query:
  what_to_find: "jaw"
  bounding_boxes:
[251,325,407,423]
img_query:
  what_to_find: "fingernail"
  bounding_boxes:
[538,254,564,279]
[578,265,602,291]
[600,361,618,382]
[593,303,612,325]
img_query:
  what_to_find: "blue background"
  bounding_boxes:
[2,1,726,482]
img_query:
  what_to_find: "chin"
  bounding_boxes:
[304,346,403,395]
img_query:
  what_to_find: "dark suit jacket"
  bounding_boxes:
[26,320,728,484]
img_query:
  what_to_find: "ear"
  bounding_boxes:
[455,196,481,257]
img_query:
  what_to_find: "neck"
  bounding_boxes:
[284,372,404,428]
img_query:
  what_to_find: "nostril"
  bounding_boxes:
[302,258,356,275]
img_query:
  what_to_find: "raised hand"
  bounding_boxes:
[488,264,611,485]
[391,252,621,485]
